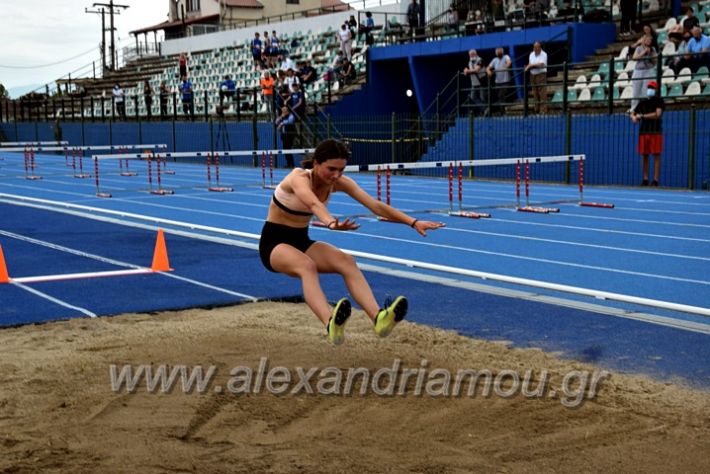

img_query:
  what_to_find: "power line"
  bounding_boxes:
[0,47,98,69]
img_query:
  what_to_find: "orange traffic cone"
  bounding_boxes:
[151,229,172,272]
[0,244,10,283]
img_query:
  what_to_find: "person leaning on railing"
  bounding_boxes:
[525,41,548,115]
[463,49,487,116]
[486,47,513,115]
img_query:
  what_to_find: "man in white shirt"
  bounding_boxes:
[279,54,296,72]
[112,83,126,120]
[525,41,548,114]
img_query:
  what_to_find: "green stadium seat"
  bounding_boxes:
[667,83,683,97]
[592,86,606,101]
[692,66,709,82]
[596,62,610,77]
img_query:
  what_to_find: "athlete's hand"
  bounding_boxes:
[413,220,445,237]
[328,217,360,231]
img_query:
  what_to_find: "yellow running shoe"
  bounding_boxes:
[373,296,408,338]
[327,298,352,345]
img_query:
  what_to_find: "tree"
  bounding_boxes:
[0,83,8,99]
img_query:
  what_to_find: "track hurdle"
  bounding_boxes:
[23,147,41,180]
[207,152,233,192]
[516,160,560,214]
[448,162,491,219]
[72,149,91,179]
[1,140,69,147]
[261,152,277,189]
[375,165,397,222]
[119,147,138,176]
[93,157,112,198]
[147,152,174,195]
[578,158,615,208]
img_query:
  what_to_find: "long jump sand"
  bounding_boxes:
[1,302,708,473]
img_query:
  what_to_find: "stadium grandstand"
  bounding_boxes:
[1,0,709,188]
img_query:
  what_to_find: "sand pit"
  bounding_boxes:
[1,302,709,473]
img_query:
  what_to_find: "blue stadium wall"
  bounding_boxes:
[0,121,276,153]
[3,109,708,189]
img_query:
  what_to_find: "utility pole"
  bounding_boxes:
[90,0,129,72]
[85,6,115,72]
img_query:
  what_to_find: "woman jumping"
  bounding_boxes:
[259,139,445,345]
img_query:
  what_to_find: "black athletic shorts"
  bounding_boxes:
[259,221,316,272]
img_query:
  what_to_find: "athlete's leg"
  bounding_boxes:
[269,244,331,325]
[306,242,380,321]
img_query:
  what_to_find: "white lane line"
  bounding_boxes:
[349,230,710,286]
[11,282,97,318]
[0,228,258,301]
[445,227,710,262]
[0,230,144,268]
[358,263,710,335]
[488,218,710,243]
[159,273,258,301]
[555,211,710,228]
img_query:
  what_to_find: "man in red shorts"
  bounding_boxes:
[630,80,664,186]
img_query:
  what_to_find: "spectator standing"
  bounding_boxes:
[486,48,513,113]
[159,81,169,117]
[407,0,421,37]
[347,15,358,36]
[630,81,664,186]
[525,41,548,114]
[179,75,195,120]
[252,32,263,70]
[219,74,236,110]
[338,23,353,60]
[143,80,153,119]
[178,53,188,77]
[275,106,297,165]
[260,70,276,118]
[463,49,487,116]
[112,83,126,120]
[686,25,710,72]
[446,5,459,33]
[619,0,637,36]
[289,83,306,146]
[630,35,657,111]
[262,31,272,68]
[270,31,281,68]
[359,11,375,44]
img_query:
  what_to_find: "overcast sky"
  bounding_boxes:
[0,0,168,95]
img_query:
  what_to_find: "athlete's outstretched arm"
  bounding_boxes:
[336,176,445,236]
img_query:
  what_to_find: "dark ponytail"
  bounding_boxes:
[301,139,350,169]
